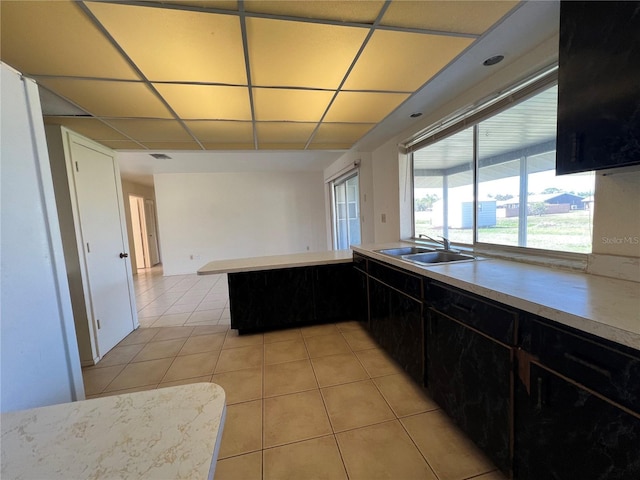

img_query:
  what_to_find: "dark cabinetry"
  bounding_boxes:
[515,316,640,479]
[366,259,424,385]
[426,283,516,475]
[228,267,313,332]
[313,263,356,323]
[353,253,369,325]
[370,277,423,384]
[228,262,355,333]
[556,1,640,174]
[354,251,640,480]
[515,363,640,480]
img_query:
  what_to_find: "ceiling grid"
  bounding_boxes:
[0,0,519,152]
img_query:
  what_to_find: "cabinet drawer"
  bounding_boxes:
[523,316,640,413]
[515,362,640,480]
[353,252,367,273]
[427,282,516,345]
[368,259,422,300]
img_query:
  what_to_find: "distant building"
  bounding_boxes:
[496,192,586,217]
[582,195,594,210]
[432,200,496,228]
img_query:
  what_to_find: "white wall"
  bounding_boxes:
[154,171,328,275]
[1,63,84,412]
[592,171,640,257]
[372,139,403,243]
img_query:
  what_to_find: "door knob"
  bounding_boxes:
[119,252,129,259]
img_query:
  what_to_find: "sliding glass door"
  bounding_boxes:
[333,173,361,250]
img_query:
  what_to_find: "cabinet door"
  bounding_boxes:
[370,278,424,385]
[354,267,369,326]
[313,263,356,323]
[556,1,640,174]
[228,267,314,332]
[427,309,512,474]
[515,362,640,480]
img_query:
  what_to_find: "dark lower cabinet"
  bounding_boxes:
[427,308,513,475]
[354,267,369,326]
[514,362,640,480]
[313,263,356,323]
[351,251,640,480]
[369,277,424,385]
[228,267,314,332]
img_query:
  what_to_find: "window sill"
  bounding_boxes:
[405,238,589,273]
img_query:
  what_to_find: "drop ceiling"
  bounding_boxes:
[1,0,522,153]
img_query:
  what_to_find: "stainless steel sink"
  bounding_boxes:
[402,251,475,264]
[375,247,434,256]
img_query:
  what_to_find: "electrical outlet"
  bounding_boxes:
[381,213,387,223]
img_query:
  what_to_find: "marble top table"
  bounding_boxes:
[1,383,226,480]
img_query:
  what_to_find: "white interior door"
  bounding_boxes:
[129,196,147,269]
[144,199,160,266]
[70,139,135,355]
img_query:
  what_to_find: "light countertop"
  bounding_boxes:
[354,243,640,351]
[198,250,353,275]
[1,383,226,480]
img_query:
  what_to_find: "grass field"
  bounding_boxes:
[415,210,593,253]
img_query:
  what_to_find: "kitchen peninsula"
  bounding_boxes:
[199,250,355,333]
[199,244,639,478]
[199,245,639,348]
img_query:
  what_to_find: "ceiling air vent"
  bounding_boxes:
[149,153,172,160]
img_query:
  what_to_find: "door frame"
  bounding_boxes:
[144,198,160,266]
[62,128,138,363]
[129,194,150,269]
[331,169,361,250]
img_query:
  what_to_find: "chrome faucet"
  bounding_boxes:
[418,234,452,251]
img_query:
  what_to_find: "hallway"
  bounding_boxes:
[133,266,231,328]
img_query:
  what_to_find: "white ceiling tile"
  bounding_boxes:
[87,2,247,83]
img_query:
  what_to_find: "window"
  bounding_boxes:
[333,172,361,250]
[413,127,474,245]
[411,75,595,254]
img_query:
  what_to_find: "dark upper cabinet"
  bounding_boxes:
[556,1,640,174]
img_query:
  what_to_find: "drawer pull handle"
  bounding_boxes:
[536,377,543,409]
[564,352,612,379]
[570,133,580,163]
[451,303,473,315]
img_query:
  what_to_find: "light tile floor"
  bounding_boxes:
[82,266,507,480]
